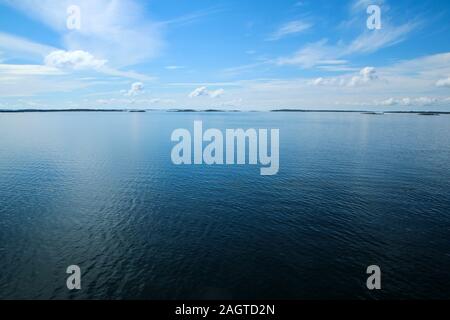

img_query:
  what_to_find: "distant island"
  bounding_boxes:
[0,108,449,115]
[167,109,241,113]
[0,109,125,113]
[270,109,450,115]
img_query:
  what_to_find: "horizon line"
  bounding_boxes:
[0,108,449,115]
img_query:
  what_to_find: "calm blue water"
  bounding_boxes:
[0,111,449,299]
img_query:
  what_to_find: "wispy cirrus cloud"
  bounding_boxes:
[351,0,385,13]
[196,52,450,110]
[277,21,418,69]
[224,20,416,77]
[159,6,225,28]
[267,20,312,41]
[345,22,417,55]
[0,0,163,67]
[0,0,223,83]
[310,67,379,87]
[165,65,185,70]
[0,64,63,76]
[0,32,56,60]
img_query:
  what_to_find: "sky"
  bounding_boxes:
[0,0,450,111]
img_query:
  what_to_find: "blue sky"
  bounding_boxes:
[0,0,450,110]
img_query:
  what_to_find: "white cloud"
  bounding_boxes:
[188,86,224,98]
[267,20,312,41]
[188,86,208,98]
[0,2,162,82]
[195,52,450,110]
[125,82,144,96]
[310,77,344,86]
[436,77,450,88]
[309,67,378,87]
[348,67,378,86]
[44,50,107,70]
[1,0,163,67]
[42,49,152,81]
[0,31,153,81]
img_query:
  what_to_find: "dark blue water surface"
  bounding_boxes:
[0,111,449,299]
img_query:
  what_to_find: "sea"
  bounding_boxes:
[0,111,449,299]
